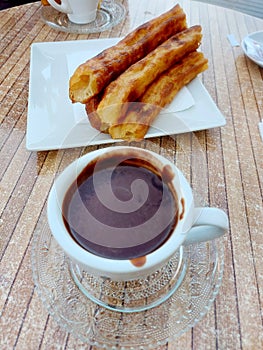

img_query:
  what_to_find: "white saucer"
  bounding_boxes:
[41,1,126,34]
[241,31,263,68]
[31,221,224,348]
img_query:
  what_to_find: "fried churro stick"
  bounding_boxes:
[69,4,187,103]
[85,94,102,131]
[96,26,202,132]
[108,52,208,140]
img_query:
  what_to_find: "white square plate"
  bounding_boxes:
[27,38,226,151]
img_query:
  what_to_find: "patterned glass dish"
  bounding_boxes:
[41,0,126,34]
[31,221,224,349]
[68,245,187,313]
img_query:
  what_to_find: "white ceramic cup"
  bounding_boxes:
[47,0,99,24]
[47,146,228,281]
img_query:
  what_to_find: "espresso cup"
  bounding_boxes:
[47,146,228,281]
[47,0,99,24]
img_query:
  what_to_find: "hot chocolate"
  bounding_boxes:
[62,153,178,260]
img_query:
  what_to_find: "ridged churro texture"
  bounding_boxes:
[69,4,187,103]
[96,26,202,133]
[109,52,208,140]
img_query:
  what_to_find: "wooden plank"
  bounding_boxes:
[192,0,263,19]
[0,1,262,349]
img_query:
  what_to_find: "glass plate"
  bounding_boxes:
[68,245,187,313]
[41,0,126,34]
[241,31,263,68]
[31,222,224,349]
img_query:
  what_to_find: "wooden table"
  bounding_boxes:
[0,1,262,349]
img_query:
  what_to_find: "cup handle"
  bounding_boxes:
[47,0,72,14]
[183,207,229,245]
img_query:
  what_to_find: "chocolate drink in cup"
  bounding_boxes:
[48,146,228,281]
[62,152,179,262]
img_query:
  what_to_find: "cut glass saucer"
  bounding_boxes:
[68,245,187,313]
[41,0,126,34]
[31,222,224,349]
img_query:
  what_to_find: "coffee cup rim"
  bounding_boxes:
[47,146,193,280]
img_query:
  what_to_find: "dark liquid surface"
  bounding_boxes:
[62,156,178,260]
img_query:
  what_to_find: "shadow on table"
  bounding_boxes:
[0,0,39,11]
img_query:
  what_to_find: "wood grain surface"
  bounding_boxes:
[0,1,262,349]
